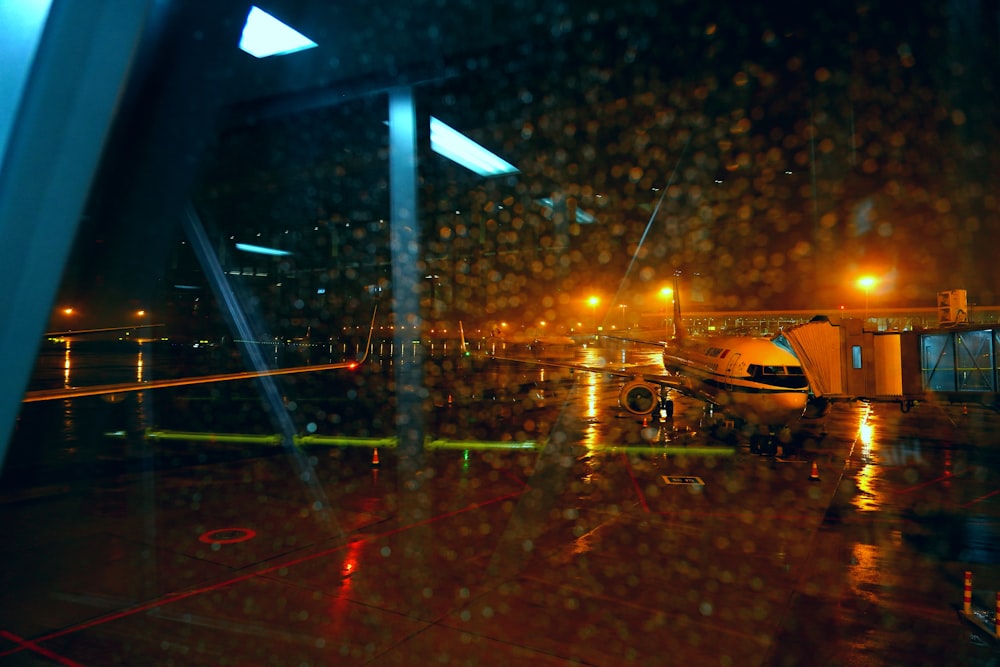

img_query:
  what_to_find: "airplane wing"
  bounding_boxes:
[23,305,378,403]
[21,360,364,402]
[598,333,667,347]
[489,352,703,404]
[43,324,166,337]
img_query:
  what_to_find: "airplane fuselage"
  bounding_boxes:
[662,335,809,427]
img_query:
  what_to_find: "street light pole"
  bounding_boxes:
[857,276,876,323]
[659,286,673,339]
[588,296,599,331]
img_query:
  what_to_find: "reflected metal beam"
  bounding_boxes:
[0,0,155,471]
[388,86,426,466]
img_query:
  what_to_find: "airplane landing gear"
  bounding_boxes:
[658,390,674,421]
[749,427,776,456]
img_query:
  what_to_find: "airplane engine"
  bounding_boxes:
[618,379,660,415]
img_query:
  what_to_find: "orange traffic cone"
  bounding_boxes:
[962,404,968,416]
[372,448,380,466]
[809,461,820,481]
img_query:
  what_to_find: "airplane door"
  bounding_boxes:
[724,352,742,389]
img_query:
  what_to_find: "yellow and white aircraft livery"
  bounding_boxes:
[491,275,822,447]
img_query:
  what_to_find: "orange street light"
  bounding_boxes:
[588,296,599,329]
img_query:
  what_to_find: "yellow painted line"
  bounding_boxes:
[143,430,282,444]
[104,430,732,456]
[296,434,399,448]
[107,430,537,451]
[599,445,737,456]
[425,439,538,450]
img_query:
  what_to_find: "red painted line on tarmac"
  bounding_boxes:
[0,630,86,666]
[897,471,955,494]
[502,468,529,487]
[622,453,651,512]
[0,490,524,660]
[961,486,1000,508]
[198,527,257,544]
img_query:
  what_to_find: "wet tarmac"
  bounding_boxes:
[2,344,1000,666]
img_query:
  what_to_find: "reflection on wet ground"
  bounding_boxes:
[2,345,1000,665]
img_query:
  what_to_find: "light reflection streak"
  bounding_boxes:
[848,542,881,604]
[853,406,881,512]
[63,340,71,387]
[328,539,363,631]
[136,350,144,383]
[580,349,602,451]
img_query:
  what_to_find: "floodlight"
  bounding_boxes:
[235,242,292,257]
[239,6,317,58]
[429,116,518,177]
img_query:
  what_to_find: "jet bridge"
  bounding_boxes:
[775,317,1000,409]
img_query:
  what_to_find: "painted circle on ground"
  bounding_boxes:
[198,527,257,544]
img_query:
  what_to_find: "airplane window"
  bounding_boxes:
[2,2,998,666]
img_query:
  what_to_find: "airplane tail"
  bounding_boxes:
[354,303,378,364]
[459,321,470,356]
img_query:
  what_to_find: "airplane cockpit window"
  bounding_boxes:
[2,2,999,665]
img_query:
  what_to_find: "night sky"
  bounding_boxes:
[56,0,1000,332]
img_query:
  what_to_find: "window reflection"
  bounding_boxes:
[4,3,1000,666]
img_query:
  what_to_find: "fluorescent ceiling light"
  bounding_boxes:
[430,116,518,177]
[235,242,292,256]
[239,6,317,58]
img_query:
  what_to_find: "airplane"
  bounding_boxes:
[473,321,580,360]
[490,274,829,453]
